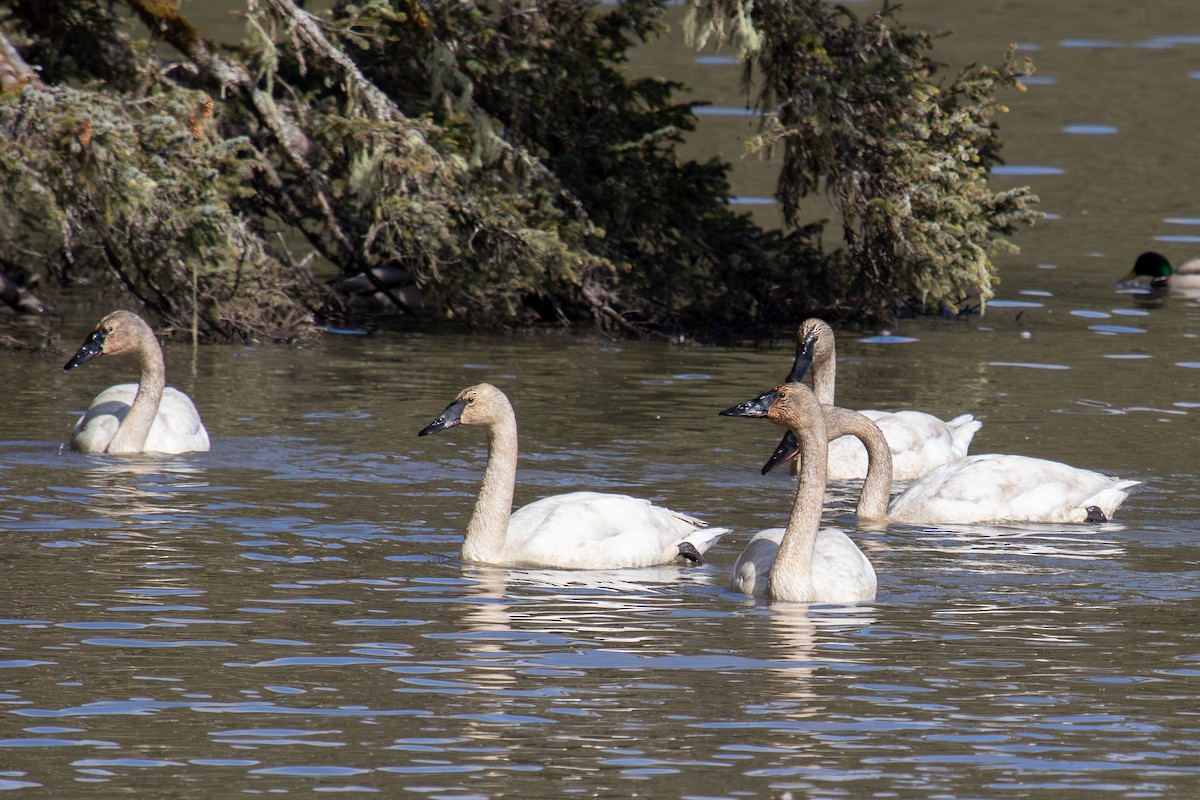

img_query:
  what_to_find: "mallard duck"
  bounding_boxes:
[1121,251,1200,296]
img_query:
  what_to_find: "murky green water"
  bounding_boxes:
[3,1,1200,797]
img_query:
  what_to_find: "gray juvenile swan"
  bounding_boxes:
[720,382,877,604]
[64,310,210,455]
[418,383,727,569]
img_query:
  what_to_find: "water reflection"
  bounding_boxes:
[891,522,1126,562]
[74,457,210,522]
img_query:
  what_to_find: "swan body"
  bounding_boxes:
[828,409,980,481]
[783,318,980,481]
[728,526,877,604]
[886,453,1140,524]
[419,383,727,569]
[822,407,1139,524]
[64,310,209,455]
[721,383,876,604]
[764,322,1138,525]
[1122,251,1200,296]
[70,383,209,455]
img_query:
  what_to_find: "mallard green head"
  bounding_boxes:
[1125,252,1173,284]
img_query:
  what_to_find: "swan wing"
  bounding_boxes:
[888,454,1139,524]
[729,528,784,597]
[70,384,137,454]
[70,384,208,455]
[812,529,878,603]
[144,387,210,454]
[827,409,980,481]
[505,491,727,569]
[729,527,876,603]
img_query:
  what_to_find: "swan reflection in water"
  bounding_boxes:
[77,457,211,523]
[451,564,878,719]
[879,521,1127,564]
[428,564,728,757]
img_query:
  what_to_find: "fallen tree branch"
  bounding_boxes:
[0,31,39,91]
[127,0,357,263]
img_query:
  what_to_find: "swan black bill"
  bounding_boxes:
[63,328,108,371]
[761,430,800,475]
[786,333,816,383]
[718,390,781,418]
[418,398,468,436]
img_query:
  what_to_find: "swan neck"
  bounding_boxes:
[825,406,892,521]
[770,416,829,603]
[463,411,517,564]
[812,344,836,405]
[106,327,166,454]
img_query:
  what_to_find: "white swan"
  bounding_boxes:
[720,383,877,604]
[823,405,1140,525]
[1120,251,1200,297]
[885,453,1140,524]
[64,310,210,455]
[418,383,727,569]
[770,318,980,481]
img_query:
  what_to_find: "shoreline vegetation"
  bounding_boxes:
[0,0,1040,343]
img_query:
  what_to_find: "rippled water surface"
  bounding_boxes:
[5,1,1200,798]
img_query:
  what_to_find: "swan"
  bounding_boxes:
[813,402,1140,525]
[63,310,210,455]
[417,383,727,569]
[767,318,980,481]
[884,453,1140,524]
[720,383,877,604]
[1120,251,1200,296]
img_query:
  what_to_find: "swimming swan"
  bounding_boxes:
[885,453,1140,524]
[768,318,980,481]
[817,404,1140,525]
[418,383,727,569]
[720,383,877,604]
[1120,251,1200,297]
[64,310,210,455]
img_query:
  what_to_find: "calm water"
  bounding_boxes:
[4,1,1200,798]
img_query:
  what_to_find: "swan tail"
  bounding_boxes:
[1079,479,1141,521]
[947,415,983,456]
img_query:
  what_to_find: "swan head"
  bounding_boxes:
[418,383,510,436]
[793,318,834,377]
[64,310,152,371]
[720,382,819,425]
[719,387,782,419]
[785,321,821,383]
[1124,252,1172,286]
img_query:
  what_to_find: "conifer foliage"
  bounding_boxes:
[0,0,1039,340]
[688,0,1042,319]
